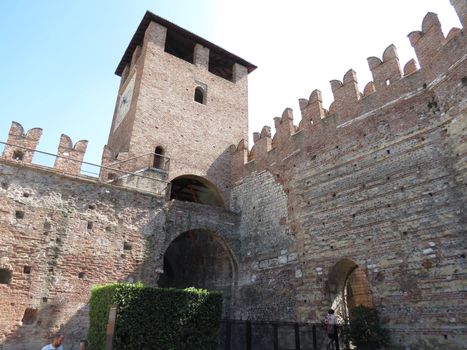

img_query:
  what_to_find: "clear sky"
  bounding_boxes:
[0,0,461,173]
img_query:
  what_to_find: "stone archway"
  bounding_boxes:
[158,229,237,316]
[170,175,225,207]
[328,258,373,322]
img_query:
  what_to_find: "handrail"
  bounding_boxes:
[107,151,171,167]
[0,141,171,184]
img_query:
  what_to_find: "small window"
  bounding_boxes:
[13,150,24,161]
[0,268,12,284]
[194,87,205,104]
[153,146,165,169]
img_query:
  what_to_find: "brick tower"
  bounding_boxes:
[102,12,256,200]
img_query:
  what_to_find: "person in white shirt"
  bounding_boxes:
[41,334,64,350]
[324,309,337,340]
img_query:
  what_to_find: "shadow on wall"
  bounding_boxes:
[3,302,88,350]
[0,200,165,350]
[1,256,155,350]
[205,145,236,207]
[1,199,241,348]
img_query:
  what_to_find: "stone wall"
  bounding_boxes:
[0,161,162,349]
[230,10,466,349]
[0,4,465,350]
[230,170,299,320]
[0,160,245,349]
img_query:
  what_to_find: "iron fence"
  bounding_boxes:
[219,319,344,350]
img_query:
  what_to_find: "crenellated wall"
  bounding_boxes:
[232,12,465,179]
[0,4,465,350]
[230,9,466,349]
[2,121,88,176]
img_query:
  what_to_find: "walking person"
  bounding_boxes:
[324,309,337,350]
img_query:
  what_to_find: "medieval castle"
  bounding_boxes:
[0,1,466,349]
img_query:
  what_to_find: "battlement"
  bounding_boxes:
[232,9,466,182]
[0,121,170,196]
[1,121,88,176]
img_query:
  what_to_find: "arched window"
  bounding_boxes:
[194,87,205,104]
[153,146,165,169]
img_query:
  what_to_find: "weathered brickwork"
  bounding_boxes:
[230,7,466,349]
[0,2,465,350]
[231,171,299,320]
[103,14,253,202]
[0,161,162,349]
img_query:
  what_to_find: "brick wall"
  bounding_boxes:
[0,162,160,349]
[230,11,466,349]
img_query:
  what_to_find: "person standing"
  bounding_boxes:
[41,334,64,350]
[324,309,337,340]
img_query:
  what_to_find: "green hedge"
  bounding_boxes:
[344,305,390,349]
[88,283,223,350]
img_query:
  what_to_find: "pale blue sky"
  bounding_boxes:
[0,1,461,173]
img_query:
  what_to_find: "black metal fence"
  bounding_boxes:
[218,319,343,350]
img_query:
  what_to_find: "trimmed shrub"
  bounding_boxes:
[344,305,389,349]
[87,283,223,350]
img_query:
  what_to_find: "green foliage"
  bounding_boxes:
[344,306,390,350]
[87,283,223,350]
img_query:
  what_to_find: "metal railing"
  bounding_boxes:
[104,152,170,174]
[219,319,344,350]
[0,141,170,195]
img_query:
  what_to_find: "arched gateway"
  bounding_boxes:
[158,229,238,315]
[328,259,373,322]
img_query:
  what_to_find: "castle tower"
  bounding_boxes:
[103,12,256,200]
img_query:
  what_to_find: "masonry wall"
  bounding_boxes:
[230,11,466,349]
[105,21,250,203]
[0,161,163,349]
[230,170,301,320]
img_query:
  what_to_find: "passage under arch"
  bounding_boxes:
[158,229,237,315]
[170,175,224,207]
[328,258,373,321]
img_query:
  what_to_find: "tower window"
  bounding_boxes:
[194,87,205,104]
[153,146,165,169]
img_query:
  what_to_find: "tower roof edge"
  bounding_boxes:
[115,11,257,76]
